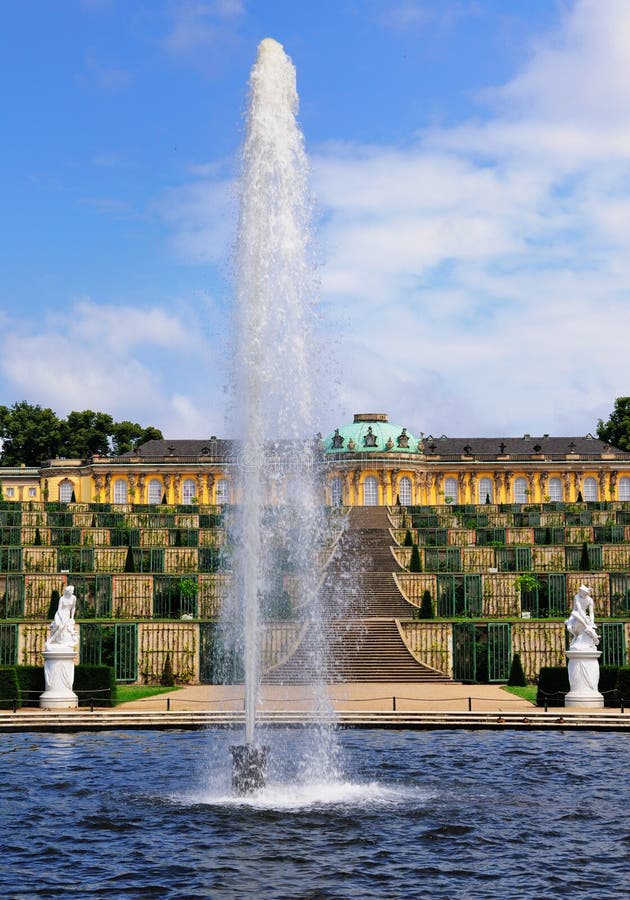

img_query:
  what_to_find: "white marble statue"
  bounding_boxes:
[564,584,604,707]
[565,584,599,649]
[45,585,79,651]
[40,585,79,708]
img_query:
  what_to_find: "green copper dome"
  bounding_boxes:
[323,413,418,454]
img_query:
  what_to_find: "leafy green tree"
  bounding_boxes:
[597,397,630,451]
[419,589,434,619]
[111,421,163,455]
[61,410,114,458]
[0,402,63,465]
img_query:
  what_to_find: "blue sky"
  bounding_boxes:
[2,0,629,440]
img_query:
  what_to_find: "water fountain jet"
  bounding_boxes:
[227,37,325,794]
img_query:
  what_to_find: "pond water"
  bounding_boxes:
[1,728,628,899]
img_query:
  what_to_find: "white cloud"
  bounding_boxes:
[163,0,244,57]
[153,0,630,438]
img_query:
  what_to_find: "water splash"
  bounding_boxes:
[224,38,332,771]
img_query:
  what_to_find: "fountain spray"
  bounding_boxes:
[230,38,320,794]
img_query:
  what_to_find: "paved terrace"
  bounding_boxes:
[2,683,629,732]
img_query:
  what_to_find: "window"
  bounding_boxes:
[582,477,597,501]
[216,479,231,504]
[363,476,378,506]
[59,481,73,503]
[513,477,528,503]
[548,477,563,501]
[330,477,343,506]
[6,488,14,498]
[444,478,458,504]
[398,476,412,506]
[618,477,630,501]
[478,477,493,504]
[148,479,162,505]
[182,478,196,504]
[113,480,128,504]
[28,488,36,498]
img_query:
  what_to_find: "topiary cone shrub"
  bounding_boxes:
[47,589,60,621]
[34,527,42,546]
[507,652,527,686]
[124,544,135,573]
[404,529,413,547]
[160,653,175,687]
[419,589,434,619]
[409,543,422,572]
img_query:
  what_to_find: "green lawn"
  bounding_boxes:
[502,684,537,704]
[115,684,183,705]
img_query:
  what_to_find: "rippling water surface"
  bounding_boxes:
[1,729,628,899]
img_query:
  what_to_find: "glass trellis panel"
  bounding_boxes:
[50,527,81,546]
[80,622,103,665]
[0,624,18,664]
[564,545,602,571]
[495,547,531,572]
[425,548,461,572]
[115,623,137,682]
[0,576,24,618]
[548,477,563,501]
[59,481,73,503]
[601,622,626,668]
[363,476,378,506]
[0,548,22,572]
[0,527,21,545]
[152,575,197,618]
[453,622,476,682]
[199,548,220,572]
[132,548,164,573]
[582,477,598,501]
[57,548,94,573]
[618,477,630,501]
[478,478,493,504]
[398,476,412,506]
[417,528,448,547]
[533,526,565,545]
[593,525,625,543]
[444,478,458,503]
[488,622,512,682]
[148,480,163,504]
[216,480,231,504]
[330,477,343,506]
[513,478,528,503]
[113,480,128,504]
[609,574,630,616]
[182,479,196,504]
[476,528,506,546]
[437,575,482,616]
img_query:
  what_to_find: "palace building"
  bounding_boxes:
[1,412,629,506]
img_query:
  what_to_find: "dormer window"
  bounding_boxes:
[363,426,378,448]
[331,429,344,449]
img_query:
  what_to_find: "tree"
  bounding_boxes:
[111,421,163,455]
[419,589,434,619]
[507,653,527,687]
[0,402,63,465]
[61,410,114,458]
[597,397,630,452]
[409,543,422,572]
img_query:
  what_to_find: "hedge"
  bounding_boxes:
[15,665,45,707]
[536,666,569,706]
[74,665,117,706]
[616,667,630,704]
[0,667,21,709]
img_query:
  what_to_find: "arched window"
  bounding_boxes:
[513,477,528,503]
[444,478,458,503]
[363,475,378,506]
[113,480,128,504]
[182,478,196,504]
[478,477,493,504]
[148,479,162,505]
[582,477,597,501]
[59,480,73,503]
[216,479,231,504]
[618,477,630,501]
[330,477,343,506]
[548,477,563,501]
[398,476,412,506]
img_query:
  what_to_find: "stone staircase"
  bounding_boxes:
[263,506,452,684]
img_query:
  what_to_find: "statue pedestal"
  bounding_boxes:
[565,649,604,708]
[39,649,78,709]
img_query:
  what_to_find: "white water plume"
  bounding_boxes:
[226,38,330,751]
